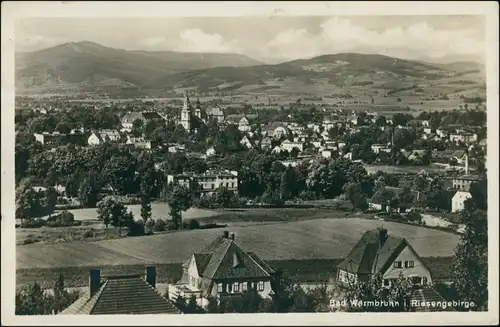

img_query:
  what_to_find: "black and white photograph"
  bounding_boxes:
[1,1,498,325]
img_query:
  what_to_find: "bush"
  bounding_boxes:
[46,210,81,227]
[145,219,156,231]
[200,223,228,230]
[185,219,200,230]
[20,219,46,228]
[166,220,177,231]
[83,228,95,238]
[22,238,40,245]
[388,212,404,220]
[154,219,166,232]
[406,212,422,223]
[127,221,146,236]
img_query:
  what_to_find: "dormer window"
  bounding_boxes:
[232,252,240,268]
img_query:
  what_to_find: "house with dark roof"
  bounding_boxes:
[336,228,433,289]
[121,111,164,132]
[168,231,276,308]
[60,266,180,315]
[265,122,290,139]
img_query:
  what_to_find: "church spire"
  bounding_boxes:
[183,92,191,111]
[195,97,202,118]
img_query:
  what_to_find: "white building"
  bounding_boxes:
[87,129,120,146]
[238,117,251,132]
[206,146,217,157]
[451,191,473,213]
[280,139,304,153]
[240,135,253,149]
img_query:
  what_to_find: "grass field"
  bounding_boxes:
[17,218,459,270]
[16,256,455,290]
[363,164,450,175]
[16,207,353,245]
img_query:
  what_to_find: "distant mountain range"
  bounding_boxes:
[15,41,485,95]
[15,41,263,92]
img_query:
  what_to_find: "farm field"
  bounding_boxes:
[363,163,450,175]
[16,218,460,270]
[16,207,354,245]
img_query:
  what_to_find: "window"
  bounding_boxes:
[403,260,415,268]
[339,270,347,283]
[394,261,403,268]
[422,277,428,285]
[234,282,240,292]
[227,283,233,293]
[242,282,247,292]
[383,279,390,287]
[217,283,223,293]
[258,281,265,291]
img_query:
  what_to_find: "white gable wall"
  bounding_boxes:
[383,243,432,286]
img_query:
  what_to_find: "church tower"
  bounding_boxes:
[181,93,191,131]
[195,98,202,119]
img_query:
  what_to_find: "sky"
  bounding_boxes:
[15,15,486,64]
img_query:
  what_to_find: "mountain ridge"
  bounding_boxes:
[15,41,485,96]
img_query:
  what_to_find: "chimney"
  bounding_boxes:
[378,228,388,246]
[465,151,469,175]
[223,231,229,239]
[229,232,235,241]
[89,269,101,297]
[145,265,156,288]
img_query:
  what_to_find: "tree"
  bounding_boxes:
[184,295,205,313]
[103,155,137,195]
[261,185,284,207]
[167,184,193,230]
[78,173,101,208]
[44,186,58,217]
[15,182,39,221]
[131,119,144,137]
[212,186,236,208]
[451,200,488,310]
[343,182,364,208]
[241,287,264,313]
[425,179,450,211]
[343,273,412,312]
[370,187,395,210]
[396,187,414,212]
[96,197,129,235]
[140,195,152,227]
[140,168,158,199]
[469,179,487,210]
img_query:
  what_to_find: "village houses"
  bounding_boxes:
[168,231,276,309]
[87,129,121,146]
[337,228,433,288]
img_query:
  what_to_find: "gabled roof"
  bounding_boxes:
[60,275,180,315]
[337,229,409,276]
[194,235,274,281]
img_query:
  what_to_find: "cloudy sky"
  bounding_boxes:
[15,15,485,64]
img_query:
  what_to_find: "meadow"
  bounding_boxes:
[16,218,459,270]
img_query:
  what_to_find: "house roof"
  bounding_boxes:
[452,150,466,158]
[191,235,275,296]
[265,122,290,133]
[337,229,408,275]
[59,275,180,315]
